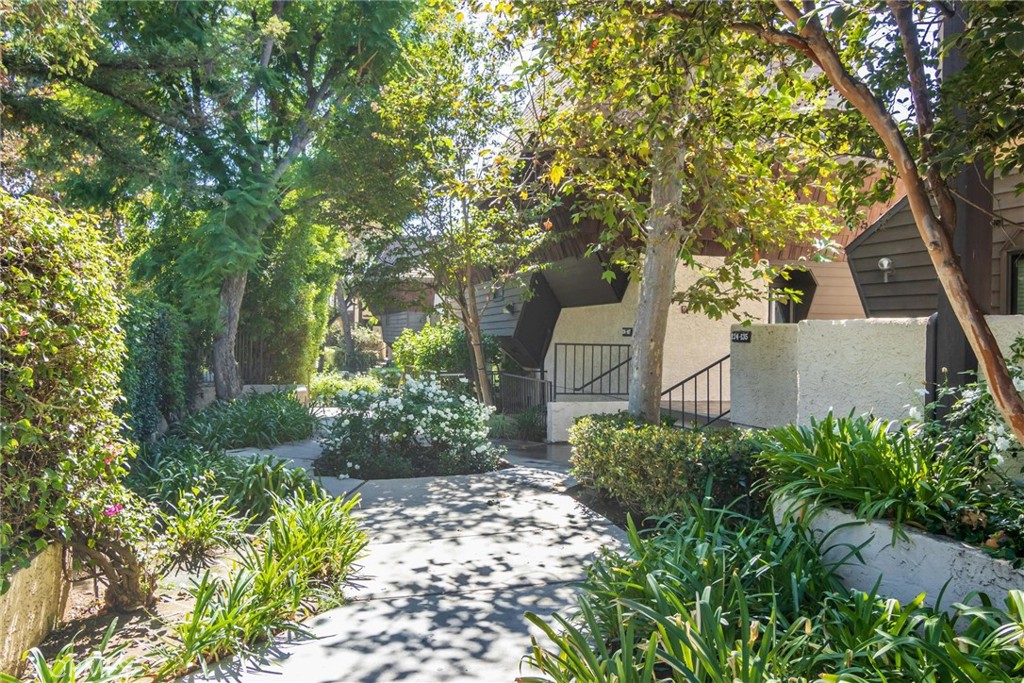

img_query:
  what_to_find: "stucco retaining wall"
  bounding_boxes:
[0,544,70,675]
[775,500,1024,613]
[547,399,628,443]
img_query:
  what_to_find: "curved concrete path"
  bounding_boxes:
[193,442,628,683]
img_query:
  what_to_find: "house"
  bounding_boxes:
[730,170,1024,431]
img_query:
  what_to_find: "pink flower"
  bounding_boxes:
[103,504,124,517]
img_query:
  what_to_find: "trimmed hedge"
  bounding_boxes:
[568,413,762,517]
[1,192,154,607]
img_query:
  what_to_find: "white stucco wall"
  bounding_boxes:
[548,399,628,443]
[796,318,929,424]
[732,314,1024,429]
[776,500,1024,613]
[0,544,69,675]
[544,257,766,400]
[729,324,799,429]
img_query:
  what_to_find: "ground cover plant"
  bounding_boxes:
[315,376,501,479]
[308,371,384,405]
[176,391,318,450]
[488,405,546,442]
[758,412,1024,564]
[522,503,1024,682]
[568,413,763,518]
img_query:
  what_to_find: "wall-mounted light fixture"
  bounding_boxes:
[878,257,895,284]
[503,303,516,315]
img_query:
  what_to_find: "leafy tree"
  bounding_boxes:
[2,1,411,399]
[374,5,547,404]
[593,2,1024,449]
[513,2,874,420]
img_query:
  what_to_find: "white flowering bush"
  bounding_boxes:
[315,376,502,479]
[942,336,1024,473]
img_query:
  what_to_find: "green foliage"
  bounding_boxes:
[488,405,546,442]
[237,211,341,384]
[758,413,979,534]
[176,392,318,451]
[316,376,501,479]
[119,295,188,442]
[324,326,383,374]
[0,192,153,606]
[154,492,366,679]
[308,372,383,404]
[523,506,1024,683]
[161,489,247,573]
[392,320,501,376]
[568,414,762,518]
[126,437,318,521]
[0,620,141,683]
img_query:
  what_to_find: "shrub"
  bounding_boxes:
[488,405,546,442]
[0,621,142,683]
[119,294,188,442]
[316,376,501,478]
[154,492,366,679]
[568,413,762,517]
[0,192,152,607]
[126,437,319,521]
[161,489,248,572]
[758,412,978,533]
[392,319,501,375]
[176,391,318,450]
[308,371,383,404]
[324,325,384,372]
[524,506,1024,683]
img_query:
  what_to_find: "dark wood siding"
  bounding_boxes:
[848,171,1024,317]
[478,272,561,368]
[477,279,527,338]
[381,311,427,345]
[543,256,628,307]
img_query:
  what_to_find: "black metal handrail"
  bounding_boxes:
[497,372,551,413]
[573,356,632,393]
[552,342,631,400]
[661,354,730,428]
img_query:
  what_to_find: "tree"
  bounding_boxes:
[374,5,546,404]
[3,1,410,398]
[600,2,1024,445]
[513,2,875,420]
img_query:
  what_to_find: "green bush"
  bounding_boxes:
[0,192,153,607]
[119,295,188,442]
[176,391,318,450]
[758,412,978,533]
[161,489,247,572]
[524,506,1024,683]
[315,376,501,478]
[568,413,762,518]
[392,319,502,375]
[127,437,319,521]
[154,492,366,679]
[324,325,384,372]
[488,405,546,442]
[308,371,383,404]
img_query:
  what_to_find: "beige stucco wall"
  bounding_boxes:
[732,315,1024,429]
[796,318,929,423]
[0,544,70,675]
[548,399,629,443]
[729,324,799,429]
[544,257,767,400]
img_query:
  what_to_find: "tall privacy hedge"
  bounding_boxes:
[0,193,154,607]
[120,295,188,442]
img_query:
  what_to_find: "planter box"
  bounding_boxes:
[0,544,71,675]
[775,498,1024,612]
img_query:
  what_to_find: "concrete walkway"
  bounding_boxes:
[196,441,628,683]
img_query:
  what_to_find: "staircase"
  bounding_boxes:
[660,355,731,428]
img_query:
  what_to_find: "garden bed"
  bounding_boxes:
[775,497,1024,613]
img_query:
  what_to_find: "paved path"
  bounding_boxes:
[194,441,628,683]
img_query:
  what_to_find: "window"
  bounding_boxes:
[1010,253,1024,314]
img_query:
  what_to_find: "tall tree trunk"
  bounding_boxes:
[212,272,247,400]
[628,137,687,421]
[463,277,494,407]
[336,281,357,372]
[775,0,1024,443]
